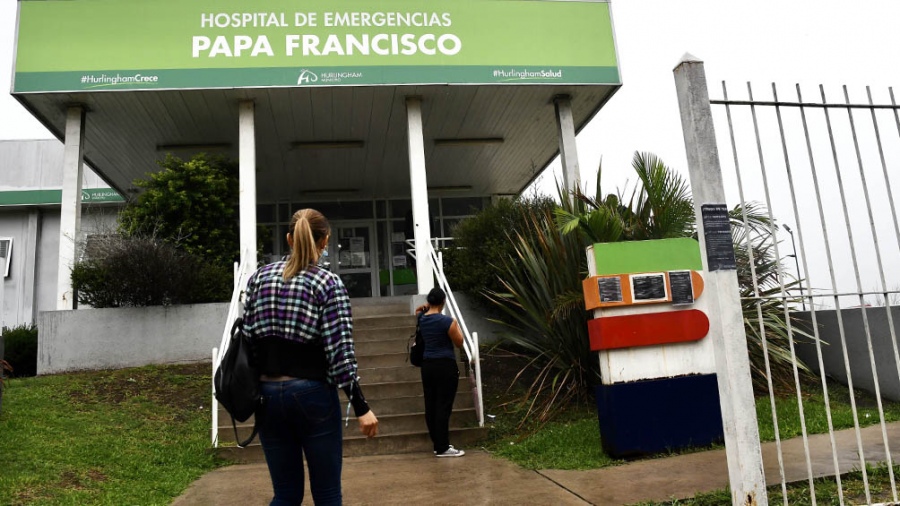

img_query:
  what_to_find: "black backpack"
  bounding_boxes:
[214,317,263,447]
[408,313,424,367]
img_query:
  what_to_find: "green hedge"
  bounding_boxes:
[2,323,37,377]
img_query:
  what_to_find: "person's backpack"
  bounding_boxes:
[214,317,263,447]
[408,313,424,367]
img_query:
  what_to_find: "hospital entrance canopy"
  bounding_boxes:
[11,0,620,202]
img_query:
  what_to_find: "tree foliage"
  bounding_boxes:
[72,153,238,307]
[117,153,239,266]
[443,196,557,300]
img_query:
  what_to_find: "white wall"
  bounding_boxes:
[0,139,109,190]
[0,211,38,328]
[38,303,229,375]
[0,139,122,328]
[0,208,119,328]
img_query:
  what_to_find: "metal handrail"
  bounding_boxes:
[412,239,484,427]
[211,252,254,447]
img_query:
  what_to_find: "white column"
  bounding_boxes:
[406,97,434,294]
[56,106,86,310]
[239,100,257,275]
[554,95,581,200]
[23,211,40,322]
[674,55,767,505]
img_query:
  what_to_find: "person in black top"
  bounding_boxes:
[415,287,465,457]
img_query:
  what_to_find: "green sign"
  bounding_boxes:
[592,238,703,275]
[13,0,619,93]
[0,188,124,206]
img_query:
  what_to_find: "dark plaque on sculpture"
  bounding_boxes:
[701,204,737,271]
[632,274,666,301]
[669,270,694,305]
[597,277,623,303]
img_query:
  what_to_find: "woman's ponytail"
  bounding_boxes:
[283,209,330,280]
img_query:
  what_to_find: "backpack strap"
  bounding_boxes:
[232,400,264,448]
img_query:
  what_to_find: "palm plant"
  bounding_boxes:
[484,191,598,424]
[487,151,811,423]
[730,202,813,392]
[557,152,695,243]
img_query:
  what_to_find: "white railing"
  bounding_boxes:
[211,252,254,447]
[408,238,484,427]
[706,75,900,503]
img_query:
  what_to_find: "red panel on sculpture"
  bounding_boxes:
[588,309,710,351]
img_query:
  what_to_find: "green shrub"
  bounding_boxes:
[71,235,231,307]
[2,323,37,377]
[118,153,239,267]
[443,196,557,301]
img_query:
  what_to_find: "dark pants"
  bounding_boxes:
[259,379,342,506]
[421,358,460,453]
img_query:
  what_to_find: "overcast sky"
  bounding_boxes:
[3,1,899,188]
[2,1,900,303]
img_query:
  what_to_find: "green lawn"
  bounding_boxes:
[632,463,900,505]
[0,363,224,505]
[483,378,900,472]
[482,404,620,470]
[5,359,900,504]
[757,380,900,441]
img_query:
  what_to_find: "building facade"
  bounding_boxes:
[0,139,123,327]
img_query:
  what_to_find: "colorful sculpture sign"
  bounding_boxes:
[584,238,723,457]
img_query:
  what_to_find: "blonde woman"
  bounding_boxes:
[243,208,378,505]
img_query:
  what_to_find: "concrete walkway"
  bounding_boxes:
[172,422,900,505]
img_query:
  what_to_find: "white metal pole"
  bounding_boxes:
[1,254,6,356]
[239,101,258,277]
[57,106,86,310]
[406,97,434,295]
[674,55,767,505]
[473,331,484,427]
[554,95,581,202]
[211,347,219,446]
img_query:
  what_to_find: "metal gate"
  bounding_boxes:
[676,58,900,505]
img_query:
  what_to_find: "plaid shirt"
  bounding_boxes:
[242,261,358,389]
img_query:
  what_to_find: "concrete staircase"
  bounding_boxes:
[217,297,487,462]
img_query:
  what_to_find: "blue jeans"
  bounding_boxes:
[259,379,343,506]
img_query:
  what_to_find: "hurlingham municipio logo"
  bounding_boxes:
[297,69,319,85]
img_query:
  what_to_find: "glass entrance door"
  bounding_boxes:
[329,222,376,298]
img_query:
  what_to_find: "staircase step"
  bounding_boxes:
[367,392,474,415]
[342,409,477,437]
[353,315,415,330]
[218,390,473,419]
[367,395,425,415]
[351,298,411,318]
[218,426,489,463]
[356,352,410,369]
[354,338,413,356]
[360,378,469,399]
[343,426,489,457]
[218,392,478,436]
[214,295,487,460]
[217,391,475,427]
[352,326,415,342]
[357,365,421,383]
[219,408,477,443]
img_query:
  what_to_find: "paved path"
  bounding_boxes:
[172,422,900,505]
